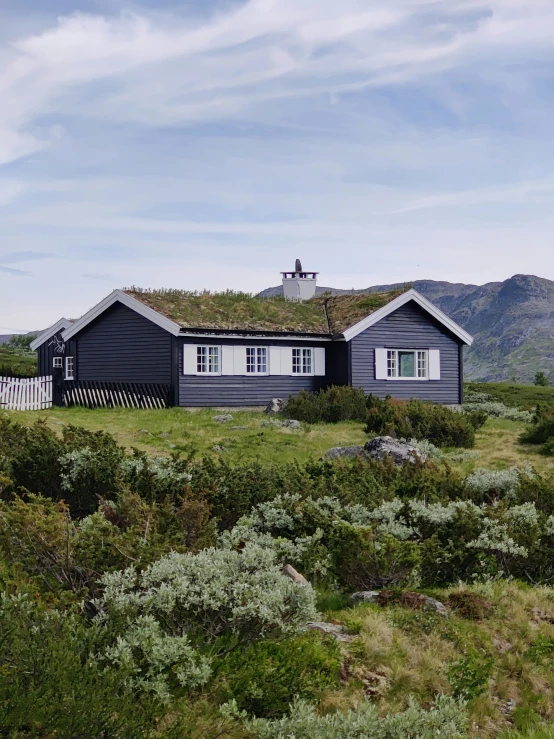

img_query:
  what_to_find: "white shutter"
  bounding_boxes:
[183,345,197,375]
[429,350,441,380]
[375,348,387,380]
[221,346,234,375]
[314,347,326,376]
[269,346,281,375]
[233,345,247,375]
[281,347,293,376]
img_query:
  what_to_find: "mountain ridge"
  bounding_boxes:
[259,274,554,382]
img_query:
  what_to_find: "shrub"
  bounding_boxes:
[283,385,367,423]
[215,633,341,718]
[447,650,494,701]
[520,403,554,451]
[462,401,532,423]
[365,395,483,448]
[446,591,494,620]
[96,543,318,699]
[329,523,421,590]
[242,694,468,738]
[535,371,550,387]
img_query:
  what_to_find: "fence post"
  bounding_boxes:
[52,368,64,407]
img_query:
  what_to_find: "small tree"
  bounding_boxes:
[534,371,549,387]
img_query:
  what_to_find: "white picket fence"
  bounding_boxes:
[0,376,53,410]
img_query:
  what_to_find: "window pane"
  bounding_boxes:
[417,351,427,378]
[387,350,396,377]
[398,351,416,377]
[292,348,301,374]
[303,349,312,373]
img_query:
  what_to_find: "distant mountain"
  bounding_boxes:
[259,274,554,383]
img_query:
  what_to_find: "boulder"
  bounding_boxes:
[211,444,228,453]
[325,446,366,460]
[281,564,309,586]
[306,622,354,643]
[265,398,285,414]
[282,419,301,429]
[364,436,427,464]
[213,414,233,423]
[350,591,380,604]
[421,595,448,617]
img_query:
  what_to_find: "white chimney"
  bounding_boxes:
[281,259,318,301]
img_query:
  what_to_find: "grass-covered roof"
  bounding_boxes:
[124,287,407,335]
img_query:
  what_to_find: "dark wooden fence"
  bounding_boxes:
[60,380,173,409]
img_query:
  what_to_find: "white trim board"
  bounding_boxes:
[30,318,73,350]
[62,290,182,341]
[341,289,473,346]
[179,332,331,341]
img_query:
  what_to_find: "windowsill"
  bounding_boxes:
[386,377,430,381]
[195,372,222,377]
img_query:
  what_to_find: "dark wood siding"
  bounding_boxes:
[349,301,463,404]
[178,338,326,407]
[37,331,76,378]
[325,342,349,386]
[76,302,172,383]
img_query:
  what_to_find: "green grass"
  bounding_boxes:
[6,406,367,464]
[319,581,554,737]
[467,382,554,410]
[0,347,37,378]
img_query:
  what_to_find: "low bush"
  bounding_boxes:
[242,694,468,738]
[283,385,368,423]
[446,591,494,620]
[365,395,484,448]
[215,633,341,718]
[520,403,554,449]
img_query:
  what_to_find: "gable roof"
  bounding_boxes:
[60,286,473,345]
[30,318,74,350]
[339,288,473,345]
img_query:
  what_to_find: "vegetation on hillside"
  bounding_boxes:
[3,403,554,735]
[0,334,37,377]
[466,383,554,410]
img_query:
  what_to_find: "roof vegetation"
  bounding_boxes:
[123,287,408,335]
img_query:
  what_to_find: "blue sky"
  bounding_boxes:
[2,0,554,331]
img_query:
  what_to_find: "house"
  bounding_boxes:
[30,265,473,406]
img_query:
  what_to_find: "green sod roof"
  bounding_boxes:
[124,287,407,336]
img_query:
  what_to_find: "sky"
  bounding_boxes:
[1,0,554,332]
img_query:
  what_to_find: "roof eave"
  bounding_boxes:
[30,318,73,350]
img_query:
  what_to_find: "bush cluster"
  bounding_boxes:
[365,395,485,448]
[283,385,367,423]
[520,403,554,455]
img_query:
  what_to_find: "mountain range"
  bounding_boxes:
[259,274,554,383]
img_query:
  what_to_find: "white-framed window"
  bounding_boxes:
[197,345,220,374]
[386,350,428,379]
[292,347,313,374]
[246,347,268,374]
[65,356,74,380]
[53,357,63,368]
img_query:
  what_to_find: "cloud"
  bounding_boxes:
[0,250,57,264]
[0,265,32,276]
[1,1,553,164]
[81,272,110,280]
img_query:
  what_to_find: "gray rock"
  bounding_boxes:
[282,419,301,429]
[306,622,354,643]
[159,432,170,438]
[230,425,249,430]
[139,429,151,435]
[213,414,233,423]
[364,436,427,464]
[265,398,285,414]
[421,596,448,617]
[350,591,380,604]
[325,446,366,460]
[282,564,309,586]
[211,444,228,453]
[167,443,176,449]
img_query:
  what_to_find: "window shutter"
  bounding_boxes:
[221,346,234,375]
[314,347,326,376]
[429,350,441,380]
[233,345,247,375]
[183,345,197,375]
[374,348,387,380]
[281,347,293,376]
[269,346,281,375]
